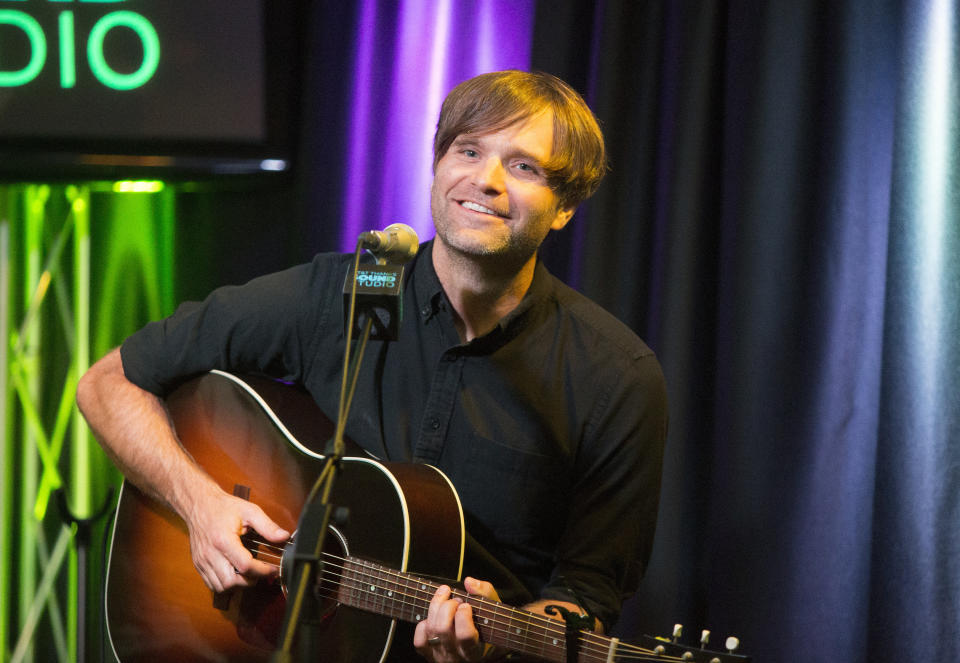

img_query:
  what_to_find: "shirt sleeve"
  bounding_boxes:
[120,253,348,397]
[539,351,668,631]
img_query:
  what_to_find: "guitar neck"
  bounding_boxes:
[333,556,617,663]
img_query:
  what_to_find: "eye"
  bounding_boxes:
[462,149,478,158]
[513,161,543,179]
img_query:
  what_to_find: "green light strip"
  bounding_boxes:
[18,185,46,663]
[68,185,90,662]
[1,215,11,663]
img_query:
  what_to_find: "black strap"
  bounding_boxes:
[544,604,595,663]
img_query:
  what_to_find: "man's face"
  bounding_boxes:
[430,111,573,263]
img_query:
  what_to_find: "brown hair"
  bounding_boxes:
[433,70,607,210]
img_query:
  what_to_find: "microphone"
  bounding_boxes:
[358,223,419,264]
[344,223,417,340]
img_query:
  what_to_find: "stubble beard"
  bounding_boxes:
[430,187,541,273]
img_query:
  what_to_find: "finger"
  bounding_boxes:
[199,558,233,593]
[196,565,218,593]
[453,602,484,661]
[209,516,276,579]
[426,585,461,633]
[193,537,256,589]
[243,503,290,543]
[413,619,431,650]
[230,548,274,578]
[235,505,289,577]
[203,541,251,591]
[192,543,228,592]
[463,577,499,601]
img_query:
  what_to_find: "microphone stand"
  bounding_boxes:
[271,242,379,662]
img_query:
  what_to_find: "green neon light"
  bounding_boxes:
[0,10,46,87]
[69,186,92,517]
[69,185,91,663]
[1,216,10,663]
[113,180,165,193]
[87,11,160,90]
[18,184,46,663]
[58,11,76,88]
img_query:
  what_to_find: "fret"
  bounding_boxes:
[411,577,432,624]
[380,564,392,617]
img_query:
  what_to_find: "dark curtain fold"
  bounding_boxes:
[533,1,958,662]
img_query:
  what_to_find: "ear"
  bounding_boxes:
[550,207,575,231]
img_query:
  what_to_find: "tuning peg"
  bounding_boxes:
[700,630,710,648]
[672,623,683,643]
[725,636,740,653]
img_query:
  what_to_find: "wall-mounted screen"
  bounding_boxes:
[0,0,304,178]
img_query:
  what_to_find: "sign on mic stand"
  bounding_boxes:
[272,228,416,661]
[342,263,405,341]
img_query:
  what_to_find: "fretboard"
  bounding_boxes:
[327,555,623,663]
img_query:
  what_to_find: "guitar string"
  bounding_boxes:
[245,547,693,663]
[311,577,690,663]
[243,539,684,663]
[241,537,691,663]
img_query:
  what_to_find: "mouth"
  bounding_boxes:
[459,200,508,218]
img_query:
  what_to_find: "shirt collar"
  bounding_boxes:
[410,240,554,344]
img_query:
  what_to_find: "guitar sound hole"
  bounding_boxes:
[315,525,349,624]
[274,525,350,629]
[232,526,348,650]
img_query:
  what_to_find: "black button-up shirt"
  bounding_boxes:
[122,240,667,631]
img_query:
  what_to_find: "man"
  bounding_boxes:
[78,70,667,662]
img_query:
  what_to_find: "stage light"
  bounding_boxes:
[112,180,165,194]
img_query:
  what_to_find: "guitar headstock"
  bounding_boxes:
[640,624,752,663]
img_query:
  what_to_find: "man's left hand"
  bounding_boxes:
[413,577,499,662]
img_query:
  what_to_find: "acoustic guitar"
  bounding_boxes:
[104,371,750,663]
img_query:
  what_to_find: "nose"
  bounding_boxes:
[473,157,506,194]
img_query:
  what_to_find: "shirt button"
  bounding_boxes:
[429,418,440,430]
[420,305,431,318]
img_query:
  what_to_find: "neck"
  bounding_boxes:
[431,241,537,342]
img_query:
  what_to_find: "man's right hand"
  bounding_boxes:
[183,485,290,592]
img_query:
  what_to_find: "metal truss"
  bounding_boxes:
[1,182,175,663]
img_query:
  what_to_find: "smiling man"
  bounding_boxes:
[78,71,667,663]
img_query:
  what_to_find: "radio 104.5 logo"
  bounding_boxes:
[0,1,159,90]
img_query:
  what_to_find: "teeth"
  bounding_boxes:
[461,201,498,215]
